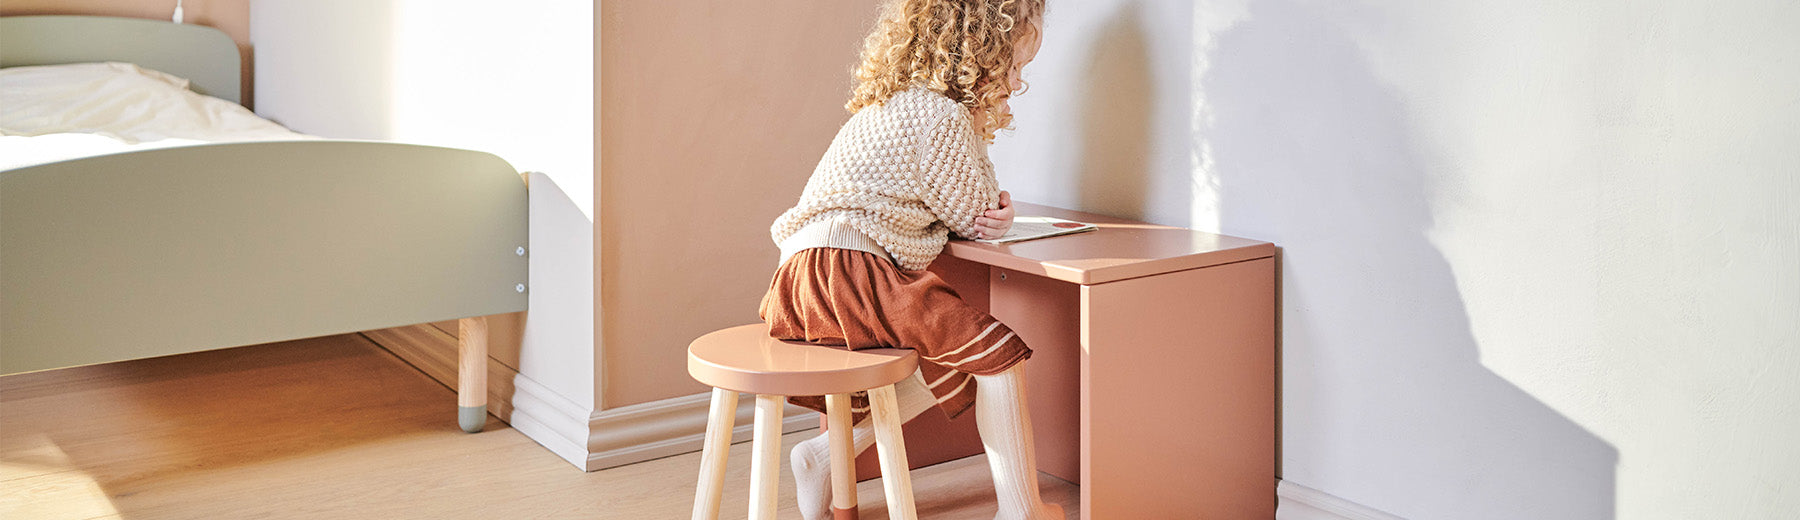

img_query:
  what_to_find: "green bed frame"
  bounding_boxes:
[0,16,526,433]
[0,14,242,103]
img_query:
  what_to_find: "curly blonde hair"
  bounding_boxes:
[847,0,1046,142]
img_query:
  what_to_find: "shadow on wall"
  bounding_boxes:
[1198,1,1619,519]
[1074,7,1159,222]
[250,0,396,140]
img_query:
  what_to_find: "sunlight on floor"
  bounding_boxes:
[1,434,119,520]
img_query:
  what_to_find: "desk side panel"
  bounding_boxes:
[1081,257,1276,519]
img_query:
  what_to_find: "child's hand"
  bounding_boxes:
[973,190,1015,240]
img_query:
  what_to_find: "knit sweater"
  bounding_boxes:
[771,87,999,271]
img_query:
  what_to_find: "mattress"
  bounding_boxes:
[1,62,308,171]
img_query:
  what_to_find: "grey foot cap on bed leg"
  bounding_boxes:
[459,405,487,433]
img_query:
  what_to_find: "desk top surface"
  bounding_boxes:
[941,202,1275,285]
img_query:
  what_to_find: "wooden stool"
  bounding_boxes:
[687,324,921,520]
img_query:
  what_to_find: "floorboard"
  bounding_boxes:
[0,333,1076,519]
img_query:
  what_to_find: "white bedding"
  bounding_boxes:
[1,62,309,171]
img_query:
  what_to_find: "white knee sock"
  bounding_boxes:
[791,369,936,520]
[975,365,1062,520]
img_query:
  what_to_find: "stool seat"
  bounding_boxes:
[688,324,920,520]
[688,324,918,397]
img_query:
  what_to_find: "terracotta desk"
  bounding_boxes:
[850,202,1277,519]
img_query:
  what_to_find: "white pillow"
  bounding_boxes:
[0,62,300,143]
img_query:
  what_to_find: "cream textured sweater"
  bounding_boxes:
[771,87,999,271]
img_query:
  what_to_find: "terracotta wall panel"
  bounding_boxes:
[598,2,879,407]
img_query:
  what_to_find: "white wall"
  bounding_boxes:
[990,0,1196,228]
[254,0,594,218]
[997,0,1800,518]
[252,0,596,466]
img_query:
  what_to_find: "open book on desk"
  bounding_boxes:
[974,216,1098,244]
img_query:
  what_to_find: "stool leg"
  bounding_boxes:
[456,316,488,433]
[868,385,918,520]
[750,394,786,520]
[692,388,738,520]
[825,393,859,519]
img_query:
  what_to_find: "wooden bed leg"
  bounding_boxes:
[457,316,489,433]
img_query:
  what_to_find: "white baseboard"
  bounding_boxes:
[1277,480,1408,520]
[511,374,821,472]
[585,391,820,471]
[508,373,595,469]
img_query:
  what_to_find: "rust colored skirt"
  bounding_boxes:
[758,247,1032,420]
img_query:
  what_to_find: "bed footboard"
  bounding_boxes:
[0,141,528,375]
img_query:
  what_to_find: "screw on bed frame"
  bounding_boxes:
[516,246,526,256]
[516,284,527,293]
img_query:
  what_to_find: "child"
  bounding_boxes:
[759,0,1059,519]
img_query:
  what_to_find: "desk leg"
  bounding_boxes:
[1079,258,1276,519]
[990,268,1083,484]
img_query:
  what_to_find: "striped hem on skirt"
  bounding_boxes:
[758,247,1032,421]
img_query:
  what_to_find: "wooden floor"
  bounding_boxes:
[1,333,1075,519]
[601,422,1079,520]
